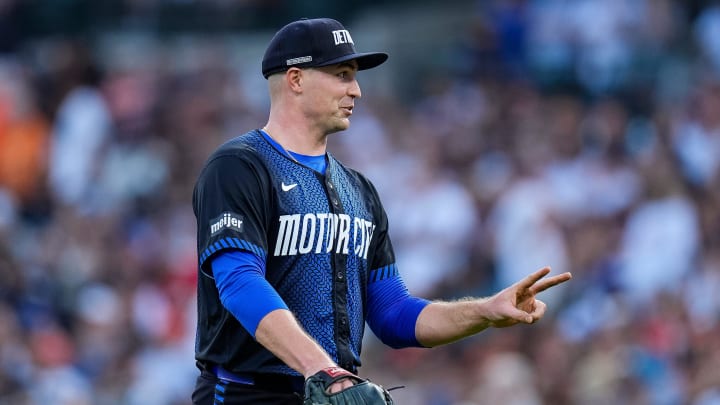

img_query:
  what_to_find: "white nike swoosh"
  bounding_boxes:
[281,182,298,192]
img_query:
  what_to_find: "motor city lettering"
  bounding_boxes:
[274,213,375,259]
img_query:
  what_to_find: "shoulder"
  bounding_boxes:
[192,131,277,202]
[208,130,264,163]
[198,131,268,176]
[328,155,382,198]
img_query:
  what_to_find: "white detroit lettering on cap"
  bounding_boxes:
[286,56,312,66]
[332,30,353,45]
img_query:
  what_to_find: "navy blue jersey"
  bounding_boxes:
[192,130,396,375]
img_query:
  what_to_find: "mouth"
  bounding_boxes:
[340,106,353,115]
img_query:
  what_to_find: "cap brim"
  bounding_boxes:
[316,52,388,71]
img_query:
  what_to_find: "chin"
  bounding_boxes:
[328,120,350,134]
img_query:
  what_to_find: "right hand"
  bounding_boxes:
[327,376,356,393]
[485,266,572,328]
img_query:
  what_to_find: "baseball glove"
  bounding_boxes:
[303,367,395,405]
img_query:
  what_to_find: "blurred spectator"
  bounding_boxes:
[672,81,720,188]
[46,42,112,214]
[617,195,700,304]
[0,60,50,208]
[694,4,720,72]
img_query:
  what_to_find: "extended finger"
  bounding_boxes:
[530,272,572,295]
[517,267,551,290]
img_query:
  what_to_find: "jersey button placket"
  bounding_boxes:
[324,175,352,370]
[327,181,339,207]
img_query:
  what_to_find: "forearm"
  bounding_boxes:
[212,251,338,377]
[255,308,337,377]
[414,299,492,347]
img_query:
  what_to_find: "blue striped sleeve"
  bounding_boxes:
[366,265,430,348]
[212,250,288,337]
[199,237,265,267]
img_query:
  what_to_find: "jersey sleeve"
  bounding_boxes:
[212,250,289,337]
[366,272,430,348]
[361,175,431,347]
[193,152,273,275]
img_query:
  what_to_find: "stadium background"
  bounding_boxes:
[1,0,720,403]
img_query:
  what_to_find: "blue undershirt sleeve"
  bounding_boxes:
[366,273,431,349]
[211,250,289,338]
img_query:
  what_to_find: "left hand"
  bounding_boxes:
[303,367,395,405]
[484,267,572,328]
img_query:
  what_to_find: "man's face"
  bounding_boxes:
[301,60,361,135]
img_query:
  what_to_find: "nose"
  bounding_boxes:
[348,79,361,99]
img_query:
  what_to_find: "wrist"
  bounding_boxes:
[302,361,339,379]
[468,298,493,329]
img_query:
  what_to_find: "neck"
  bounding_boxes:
[262,121,328,156]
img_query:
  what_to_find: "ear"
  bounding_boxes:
[286,68,303,93]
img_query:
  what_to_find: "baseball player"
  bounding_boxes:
[191,17,572,405]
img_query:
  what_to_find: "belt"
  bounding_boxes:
[212,365,254,385]
[209,365,305,393]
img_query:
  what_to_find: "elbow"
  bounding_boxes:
[368,296,431,349]
[376,331,417,349]
[370,318,424,349]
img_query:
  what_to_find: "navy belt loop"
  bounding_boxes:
[211,366,255,385]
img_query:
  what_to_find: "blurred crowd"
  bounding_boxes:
[1,1,720,404]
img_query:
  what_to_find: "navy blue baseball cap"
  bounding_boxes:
[261,18,388,79]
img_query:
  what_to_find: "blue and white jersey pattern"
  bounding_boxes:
[193,130,397,375]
